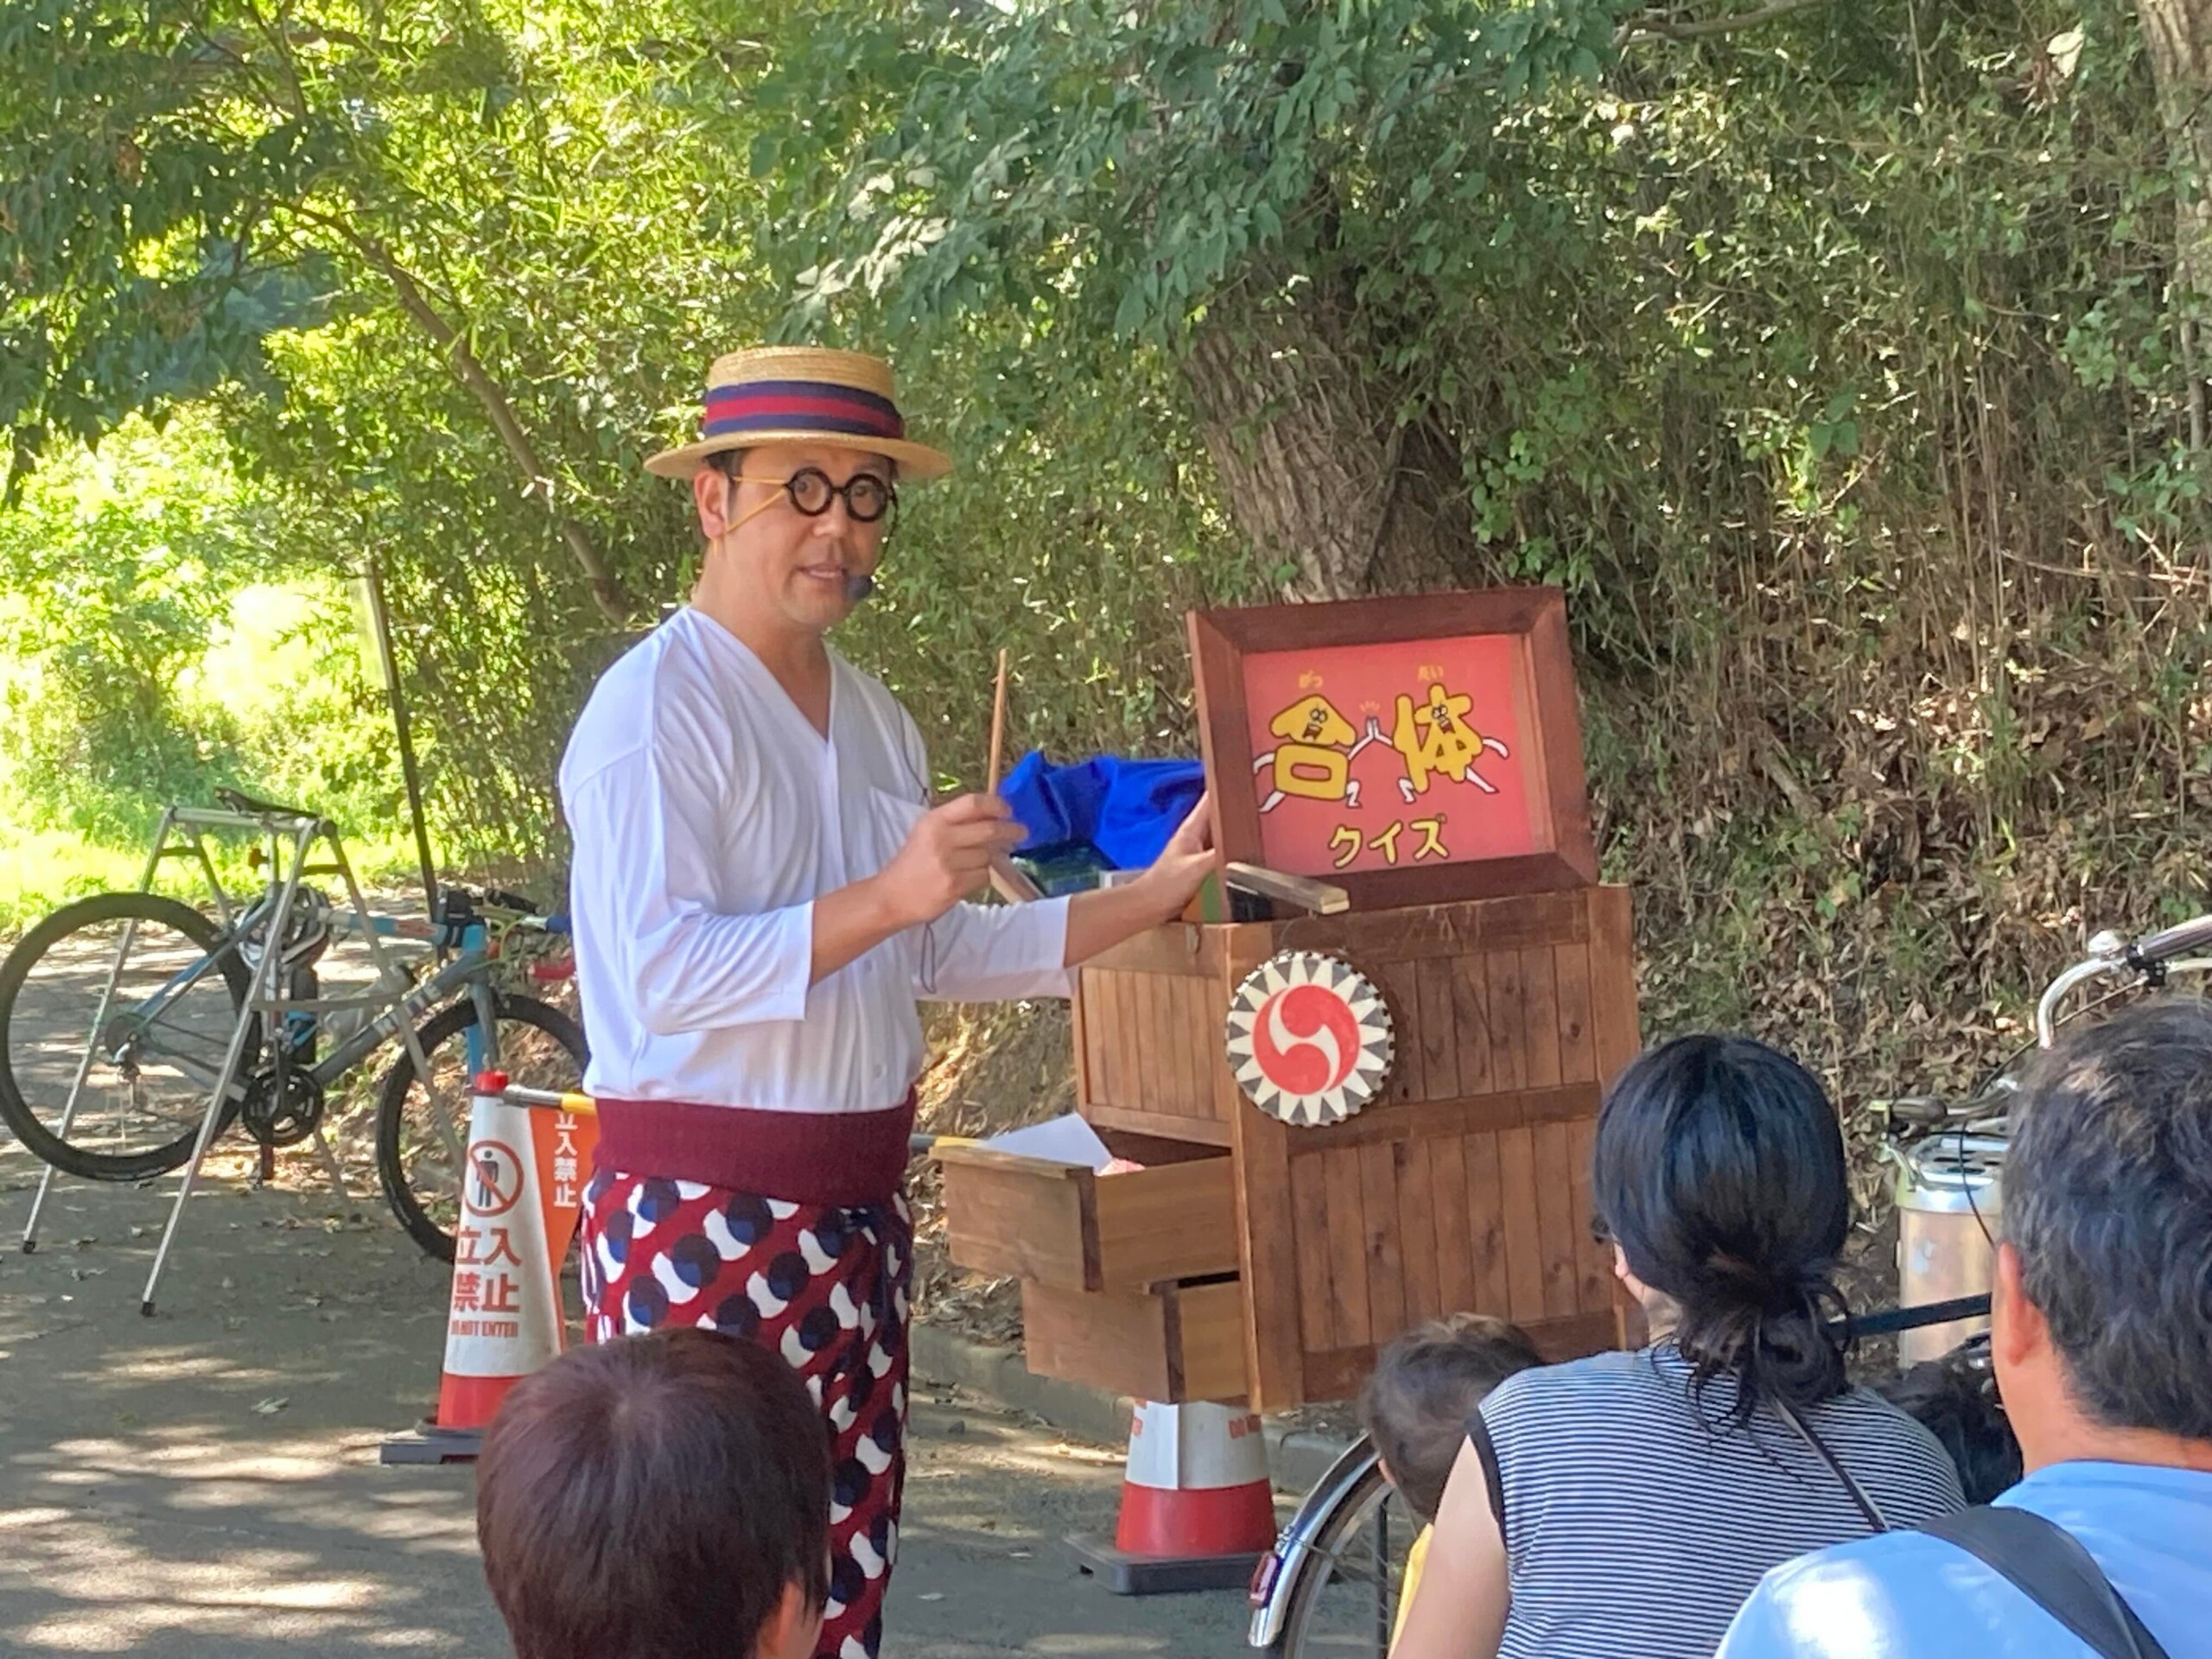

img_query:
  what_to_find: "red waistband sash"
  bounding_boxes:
[591,1094,917,1209]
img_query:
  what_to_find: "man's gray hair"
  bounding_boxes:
[2007,995,2212,1440]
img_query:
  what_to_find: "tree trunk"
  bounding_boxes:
[1179,278,1475,601]
[2138,0,2212,451]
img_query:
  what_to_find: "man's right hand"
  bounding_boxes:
[877,794,1027,928]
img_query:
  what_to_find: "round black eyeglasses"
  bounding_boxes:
[731,465,896,524]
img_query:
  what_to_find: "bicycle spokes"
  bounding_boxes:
[10,906,245,1167]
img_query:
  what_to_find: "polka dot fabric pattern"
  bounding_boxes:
[581,1167,913,1659]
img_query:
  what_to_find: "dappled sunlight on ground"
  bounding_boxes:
[0,1097,1251,1656]
[0,1131,499,1656]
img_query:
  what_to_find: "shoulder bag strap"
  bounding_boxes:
[1774,1396,1892,1535]
[1921,1506,2171,1659]
[1464,1408,1509,1532]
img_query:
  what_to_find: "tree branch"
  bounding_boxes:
[238,0,309,121]
[1614,0,1830,47]
[291,207,631,625]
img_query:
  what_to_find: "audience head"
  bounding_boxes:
[477,1328,830,1659]
[1592,1033,1852,1421]
[1876,1337,2022,1504]
[1359,1313,1543,1522]
[1995,996,2212,1466]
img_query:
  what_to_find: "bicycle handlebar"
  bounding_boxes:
[2037,910,2212,1045]
[214,785,320,821]
[2128,912,2212,970]
[1848,1294,1990,1338]
[429,884,567,942]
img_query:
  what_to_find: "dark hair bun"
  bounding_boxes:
[1592,1034,1853,1419]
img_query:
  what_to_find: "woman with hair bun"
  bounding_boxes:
[1391,1034,1965,1659]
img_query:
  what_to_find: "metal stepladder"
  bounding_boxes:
[18,796,447,1315]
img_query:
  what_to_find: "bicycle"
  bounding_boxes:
[1245,910,2212,1655]
[0,787,586,1264]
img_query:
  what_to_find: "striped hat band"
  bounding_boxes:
[702,378,907,443]
[642,346,950,480]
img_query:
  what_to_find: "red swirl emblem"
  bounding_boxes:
[1251,983,1363,1096]
[1225,950,1395,1126]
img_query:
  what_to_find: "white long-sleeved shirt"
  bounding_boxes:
[558,607,1071,1113]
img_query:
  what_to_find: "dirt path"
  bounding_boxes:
[0,1137,1255,1656]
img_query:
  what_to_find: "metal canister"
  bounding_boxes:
[1895,1135,2005,1364]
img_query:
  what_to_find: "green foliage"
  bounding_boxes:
[0,0,1261,865]
[0,414,430,931]
[0,416,263,837]
[834,327,1260,786]
[0,415,406,840]
[763,0,2212,1102]
[5,0,790,857]
[760,0,1625,343]
[6,0,2212,1128]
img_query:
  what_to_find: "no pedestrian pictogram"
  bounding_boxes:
[464,1140,524,1218]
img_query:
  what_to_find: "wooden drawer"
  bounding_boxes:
[934,1141,1238,1293]
[1022,1276,1249,1403]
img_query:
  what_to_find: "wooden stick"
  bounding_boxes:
[982,649,1040,901]
[988,860,1044,904]
[986,648,1010,795]
[1224,861,1351,915]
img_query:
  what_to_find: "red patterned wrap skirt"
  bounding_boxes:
[579,1096,916,1659]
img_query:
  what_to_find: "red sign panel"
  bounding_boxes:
[1237,632,1550,880]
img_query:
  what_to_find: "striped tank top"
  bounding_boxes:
[1471,1342,1966,1659]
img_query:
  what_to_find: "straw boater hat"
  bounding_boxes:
[644,346,952,481]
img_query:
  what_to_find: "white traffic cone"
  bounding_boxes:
[380,1069,597,1464]
[1068,1400,1277,1594]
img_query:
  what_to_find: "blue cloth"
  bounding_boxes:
[996,752,1204,871]
[1716,1460,2212,1659]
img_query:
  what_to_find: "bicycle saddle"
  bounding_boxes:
[215,785,319,819]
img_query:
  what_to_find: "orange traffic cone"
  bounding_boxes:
[380,1070,597,1465]
[1068,1400,1277,1594]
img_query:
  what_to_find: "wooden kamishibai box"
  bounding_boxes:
[936,591,1641,1412]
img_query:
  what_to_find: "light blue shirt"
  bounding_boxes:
[1718,1461,2212,1659]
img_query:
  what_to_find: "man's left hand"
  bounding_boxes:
[1060,791,1218,966]
[1137,791,1217,918]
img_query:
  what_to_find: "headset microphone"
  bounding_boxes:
[844,573,876,603]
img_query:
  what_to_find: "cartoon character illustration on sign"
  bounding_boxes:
[1252,692,1389,812]
[1390,681,1510,801]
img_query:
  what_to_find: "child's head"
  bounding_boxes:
[1876,1337,2023,1506]
[1358,1313,1543,1522]
[477,1329,830,1659]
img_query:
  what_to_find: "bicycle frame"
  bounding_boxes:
[20,801,471,1314]
[109,940,237,1055]
[89,890,506,1117]
[297,928,502,1091]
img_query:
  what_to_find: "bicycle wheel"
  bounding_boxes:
[373,991,588,1262]
[0,892,252,1181]
[1276,1454,1419,1658]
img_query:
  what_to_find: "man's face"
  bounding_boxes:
[693,442,895,635]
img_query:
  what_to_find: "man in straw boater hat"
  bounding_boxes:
[557,346,1217,1659]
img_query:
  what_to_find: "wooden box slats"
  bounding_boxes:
[1061,884,1640,1411]
[1266,1126,1618,1391]
[1076,933,1239,1148]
